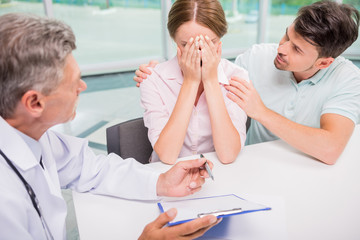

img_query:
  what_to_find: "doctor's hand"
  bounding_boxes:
[225,76,267,120]
[134,60,159,87]
[156,158,213,197]
[138,208,220,240]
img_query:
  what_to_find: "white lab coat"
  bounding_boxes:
[0,117,160,239]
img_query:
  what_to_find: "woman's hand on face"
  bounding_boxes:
[199,35,222,84]
[177,37,201,85]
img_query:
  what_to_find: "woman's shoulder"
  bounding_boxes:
[141,57,181,90]
[150,57,182,82]
[220,58,249,81]
[152,57,179,75]
[142,59,176,84]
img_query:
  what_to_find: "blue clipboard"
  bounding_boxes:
[157,194,271,226]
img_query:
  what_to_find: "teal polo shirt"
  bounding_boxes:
[235,43,360,145]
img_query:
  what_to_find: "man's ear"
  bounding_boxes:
[315,57,334,70]
[21,90,45,117]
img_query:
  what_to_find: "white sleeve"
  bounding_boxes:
[139,68,170,148]
[234,47,252,71]
[44,130,161,200]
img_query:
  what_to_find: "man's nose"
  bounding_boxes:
[79,79,87,92]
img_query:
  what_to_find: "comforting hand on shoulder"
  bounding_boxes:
[225,76,266,120]
[134,60,159,87]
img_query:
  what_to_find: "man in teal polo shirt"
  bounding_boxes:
[225,1,360,165]
[134,1,360,165]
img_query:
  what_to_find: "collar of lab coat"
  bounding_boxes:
[14,127,42,166]
[0,116,39,171]
[0,116,64,200]
[0,117,66,239]
[155,56,229,85]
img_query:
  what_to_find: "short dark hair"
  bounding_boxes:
[294,0,359,58]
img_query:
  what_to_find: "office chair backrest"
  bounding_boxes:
[246,116,251,132]
[107,116,250,164]
[106,117,152,164]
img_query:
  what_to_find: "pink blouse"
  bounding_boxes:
[140,57,248,162]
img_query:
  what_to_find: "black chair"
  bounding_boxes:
[106,116,250,164]
[106,117,152,164]
[246,116,251,132]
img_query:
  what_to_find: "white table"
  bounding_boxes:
[73,125,360,240]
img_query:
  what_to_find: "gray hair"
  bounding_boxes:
[0,13,76,118]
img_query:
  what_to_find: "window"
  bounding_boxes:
[51,0,164,74]
[220,0,258,58]
[0,0,45,16]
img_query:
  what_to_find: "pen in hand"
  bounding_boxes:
[200,154,214,181]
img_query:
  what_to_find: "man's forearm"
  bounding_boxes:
[257,109,354,165]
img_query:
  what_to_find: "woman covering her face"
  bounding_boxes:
[140,0,249,164]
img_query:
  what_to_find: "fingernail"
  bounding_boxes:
[209,216,217,224]
[166,208,177,218]
[189,182,197,188]
[189,37,194,43]
[205,35,209,40]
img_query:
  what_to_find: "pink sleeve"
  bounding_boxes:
[225,96,248,148]
[139,69,170,148]
[222,62,249,147]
